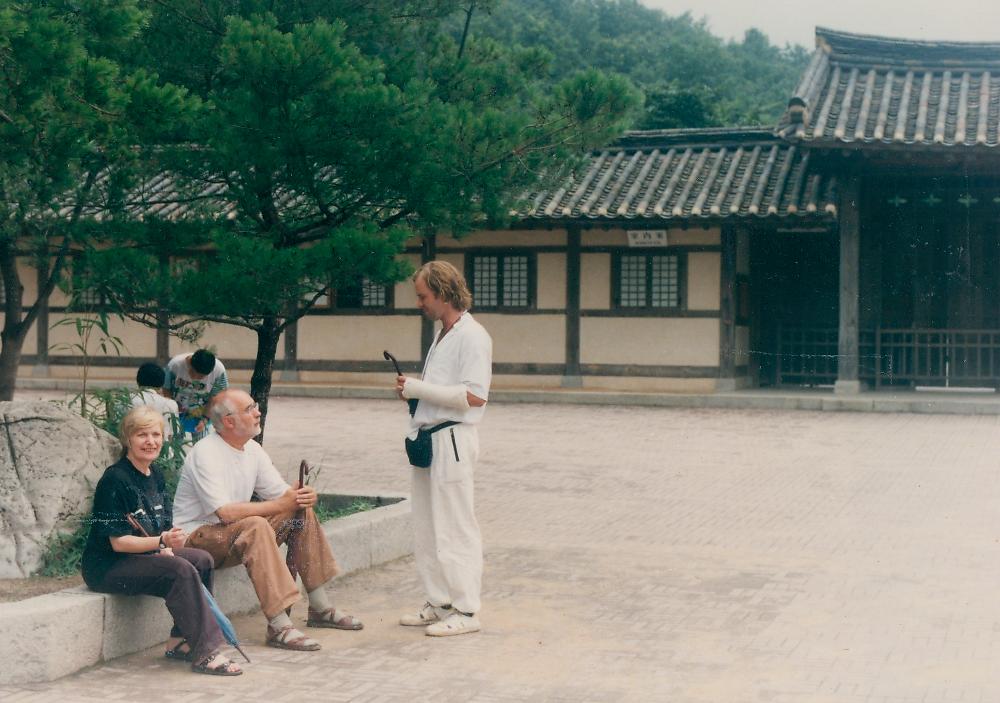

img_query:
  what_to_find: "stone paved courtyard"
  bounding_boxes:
[4,397,1000,701]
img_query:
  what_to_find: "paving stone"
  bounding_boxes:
[5,397,1000,701]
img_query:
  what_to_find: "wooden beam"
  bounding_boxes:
[836,173,862,394]
[420,233,436,360]
[155,312,169,365]
[718,224,737,388]
[280,300,299,381]
[32,265,49,377]
[564,226,582,386]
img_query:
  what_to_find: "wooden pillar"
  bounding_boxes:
[155,312,169,365]
[155,255,170,365]
[420,233,436,359]
[562,226,582,387]
[717,224,738,391]
[835,174,862,394]
[32,264,49,377]
[860,203,882,386]
[280,310,299,382]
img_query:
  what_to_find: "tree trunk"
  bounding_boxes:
[249,315,281,444]
[0,328,27,401]
[0,243,27,401]
[0,235,71,401]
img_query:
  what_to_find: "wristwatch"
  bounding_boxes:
[158,535,166,550]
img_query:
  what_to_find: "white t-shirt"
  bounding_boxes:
[163,353,228,419]
[172,433,289,533]
[130,389,179,440]
[411,312,492,429]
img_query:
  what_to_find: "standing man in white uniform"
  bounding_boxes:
[395,261,492,637]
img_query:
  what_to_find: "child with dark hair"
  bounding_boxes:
[163,349,229,441]
[132,362,180,440]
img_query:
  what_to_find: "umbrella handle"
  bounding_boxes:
[383,350,403,376]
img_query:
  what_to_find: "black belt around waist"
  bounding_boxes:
[421,420,460,435]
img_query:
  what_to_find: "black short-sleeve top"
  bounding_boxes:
[81,456,173,582]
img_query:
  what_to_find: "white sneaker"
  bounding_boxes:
[425,610,481,637]
[400,602,451,627]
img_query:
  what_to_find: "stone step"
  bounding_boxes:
[0,494,411,685]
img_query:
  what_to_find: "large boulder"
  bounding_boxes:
[0,401,119,578]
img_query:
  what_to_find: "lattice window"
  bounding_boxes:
[68,259,106,310]
[471,253,531,309]
[617,253,681,308]
[473,255,499,307]
[360,277,387,307]
[330,277,390,309]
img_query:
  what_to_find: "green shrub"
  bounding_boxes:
[37,387,192,577]
[37,518,89,577]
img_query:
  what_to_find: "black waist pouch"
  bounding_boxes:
[405,421,460,468]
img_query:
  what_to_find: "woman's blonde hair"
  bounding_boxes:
[119,405,165,451]
[414,261,472,311]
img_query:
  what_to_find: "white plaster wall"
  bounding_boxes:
[536,253,566,309]
[474,314,565,364]
[438,229,566,248]
[687,252,721,311]
[581,317,719,366]
[580,254,611,310]
[581,227,721,247]
[297,315,422,362]
[169,324,267,361]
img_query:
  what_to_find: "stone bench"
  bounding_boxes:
[0,494,411,685]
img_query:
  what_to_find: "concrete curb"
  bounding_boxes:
[18,378,1000,415]
[0,494,411,686]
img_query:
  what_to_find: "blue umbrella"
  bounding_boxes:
[126,512,250,663]
[201,584,251,663]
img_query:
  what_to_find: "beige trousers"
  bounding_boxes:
[186,507,339,619]
[411,423,482,614]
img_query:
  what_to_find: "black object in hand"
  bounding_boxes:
[383,350,402,376]
[384,350,418,417]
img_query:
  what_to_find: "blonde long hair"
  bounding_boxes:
[414,261,472,310]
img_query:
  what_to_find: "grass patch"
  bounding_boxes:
[314,498,377,524]
[38,519,89,578]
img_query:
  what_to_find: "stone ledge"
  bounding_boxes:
[0,493,411,686]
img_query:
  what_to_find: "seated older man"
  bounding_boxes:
[173,389,361,651]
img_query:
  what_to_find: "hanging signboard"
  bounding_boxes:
[626,230,668,247]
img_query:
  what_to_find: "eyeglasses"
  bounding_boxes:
[225,401,258,417]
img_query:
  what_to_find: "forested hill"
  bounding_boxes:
[468,0,810,129]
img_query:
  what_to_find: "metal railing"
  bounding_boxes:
[775,326,1000,389]
[873,328,1000,389]
[774,326,839,386]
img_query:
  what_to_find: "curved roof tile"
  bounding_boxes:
[783,28,1000,147]
[518,131,838,223]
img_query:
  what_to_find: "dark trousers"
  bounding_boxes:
[84,547,224,661]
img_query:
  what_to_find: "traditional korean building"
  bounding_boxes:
[17,27,1000,393]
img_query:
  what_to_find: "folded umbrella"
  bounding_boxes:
[126,511,250,663]
[201,585,251,663]
[285,460,311,584]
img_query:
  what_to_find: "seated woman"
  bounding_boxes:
[81,406,241,676]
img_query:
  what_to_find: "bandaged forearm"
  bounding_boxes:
[401,378,471,410]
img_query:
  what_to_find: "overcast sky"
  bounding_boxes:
[640,0,1000,48]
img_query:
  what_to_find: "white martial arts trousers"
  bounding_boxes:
[410,422,483,614]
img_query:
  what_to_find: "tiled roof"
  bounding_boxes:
[51,169,330,223]
[518,128,838,223]
[782,27,1000,147]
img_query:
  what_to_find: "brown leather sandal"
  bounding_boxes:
[191,651,242,676]
[164,639,193,662]
[307,607,364,631]
[266,624,321,651]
